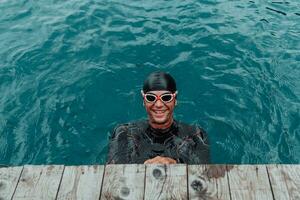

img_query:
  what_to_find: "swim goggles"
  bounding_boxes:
[141,91,178,103]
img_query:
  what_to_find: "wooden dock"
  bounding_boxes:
[0,164,299,200]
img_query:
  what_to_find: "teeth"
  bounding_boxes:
[154,110,166,114]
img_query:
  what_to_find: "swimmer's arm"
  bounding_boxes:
[107,125,129,164]
[190,127,211,164]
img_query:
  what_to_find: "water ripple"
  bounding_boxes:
[0,0,299,165]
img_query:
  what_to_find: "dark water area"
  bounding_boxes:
[0,0,299,165]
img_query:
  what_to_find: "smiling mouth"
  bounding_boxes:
[153,110,167,114]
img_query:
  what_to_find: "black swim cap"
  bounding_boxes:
[143,71,177,93]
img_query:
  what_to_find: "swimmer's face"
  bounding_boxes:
[143,90,177,129]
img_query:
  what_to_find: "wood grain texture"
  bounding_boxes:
[56,165,104,200]
[268,164,300,200]
[228,165,274,200]
[101,164,145,200]
[188,165,230,200]
[3,164,299,200]
[0,166,23,200]
[12,165,64,200]
[144,164,187,200]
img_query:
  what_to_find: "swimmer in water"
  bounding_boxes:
[107,71,210,164]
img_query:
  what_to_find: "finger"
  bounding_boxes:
[147,157,177,164]
[147,156,165,164]
[159,158,176,164]
[155,158,166,164]
[152,158,169,164]
[164,157,177,164]
[146,157,164,164]
[144,159,150,164]
[151,157,167,163]
[144,159,154,164]
[169,159,177,164]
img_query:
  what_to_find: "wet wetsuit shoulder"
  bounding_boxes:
[177,122,209,145]
[175,122,211,164]
[107,123,129,164]
[107,121,147,164]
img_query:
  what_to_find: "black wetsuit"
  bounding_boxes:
[107,120,210,164]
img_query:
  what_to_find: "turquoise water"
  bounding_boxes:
[0,0,299,165]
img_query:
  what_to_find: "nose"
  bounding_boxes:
[154,99,164,107]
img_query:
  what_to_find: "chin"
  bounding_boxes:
[152,116,169,125]
[153,119,167,124]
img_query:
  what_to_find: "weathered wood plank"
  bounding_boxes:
[0,166,23,200]
[228,165,274,200]
[56,165,104,200]
[2,164,298,200]
[100,164,145,200]
[267,164,300,200]
[144,164,187,200]
[12,165,64,200]
[188,165,231,200]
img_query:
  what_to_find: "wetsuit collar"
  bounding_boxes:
[146,120,178,144]
[148,120,178,135]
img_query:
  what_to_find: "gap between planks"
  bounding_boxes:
[2,164,299,200]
